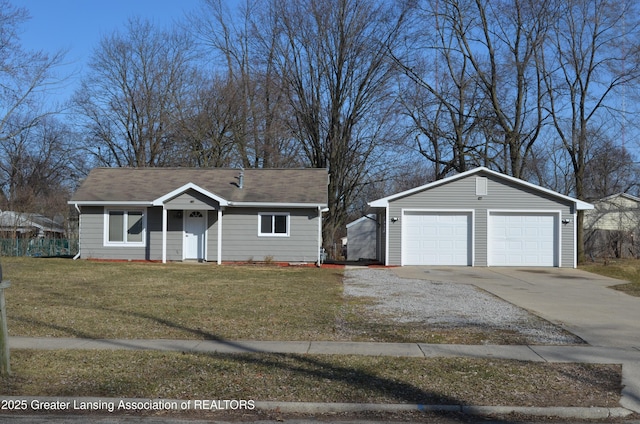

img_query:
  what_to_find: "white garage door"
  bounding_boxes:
[489,212,558,267]
[403,212,471,265]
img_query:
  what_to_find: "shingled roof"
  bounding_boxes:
[70,168,328,206]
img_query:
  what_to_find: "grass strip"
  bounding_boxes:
[1,350,621,407]
[582,259,640,297]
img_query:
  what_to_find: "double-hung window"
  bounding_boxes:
[258,212,289,237]
[105,209,145,246]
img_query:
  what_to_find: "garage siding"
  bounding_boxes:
[386,172,575,267]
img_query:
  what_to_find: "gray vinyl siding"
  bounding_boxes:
[221,208,319,262]
[165,210,183,261]
[79,205,319,263]
[78,206,148,260]
[165,189,219,210]
[78,206,182,261]
[386,172,575,267]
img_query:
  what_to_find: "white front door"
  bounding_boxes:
[185,211,206,260]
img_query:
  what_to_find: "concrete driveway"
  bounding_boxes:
[391,266,640,348]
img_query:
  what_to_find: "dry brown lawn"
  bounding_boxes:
[582,258,640,297]
[0,257,624,411]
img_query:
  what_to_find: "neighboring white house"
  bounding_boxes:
[0,211,65,239]
[346,214,377,261]
[584,193,640,258]
[584,193,640,231]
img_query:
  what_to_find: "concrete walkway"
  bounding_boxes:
[9,336,640,416]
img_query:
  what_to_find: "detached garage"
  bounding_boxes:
[368,167,593,267]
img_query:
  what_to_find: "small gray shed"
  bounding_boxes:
[368,167,593,267]
[346,214,377,260]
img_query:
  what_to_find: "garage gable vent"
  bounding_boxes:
[476,177,488,196]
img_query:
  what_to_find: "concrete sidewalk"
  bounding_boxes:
[9,336,640,416]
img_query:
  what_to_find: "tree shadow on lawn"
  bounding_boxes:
[9,307,522,422]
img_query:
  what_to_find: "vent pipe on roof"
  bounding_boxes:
[238,168,244,189]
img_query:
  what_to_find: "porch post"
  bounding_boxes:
[162,206,167,264]
[217,208,222,265]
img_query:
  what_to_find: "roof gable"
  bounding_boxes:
[152,183,229,206]
[594,192,640,205]
[0,211,64,232]
[346,214,376,229]
[369,167,593,210]
[70,168,328,207]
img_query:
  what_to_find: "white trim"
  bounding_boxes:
[487,210,561,267]
[257,212,290,237]
[103,208,147,247]
[152,183,228,207]
[72,200,326,209]
[229,202,327,208]
[401,209,475,266]
[73,201,152,206]
[369,167,593,210]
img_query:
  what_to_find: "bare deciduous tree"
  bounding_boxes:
[394,0,488,179]
[268,0,407,249]
[74,17,196,167]
[541,0,640,262]
[451,0,555,178]
[0,117,75,214]
[190,0,300,168]
[0,1,66,145]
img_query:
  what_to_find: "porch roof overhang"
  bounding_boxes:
[152,183,229,207]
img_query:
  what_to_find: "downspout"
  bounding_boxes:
[217,208,222,265]
[385,205,390,266]
[573,205,577,269]
[73,203,81,260]
[317,206,323,267]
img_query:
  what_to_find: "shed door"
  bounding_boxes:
[489,212,558,267]
[403,212,472,265]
